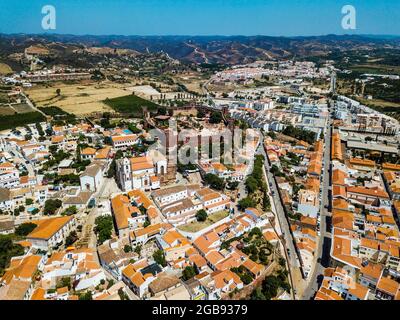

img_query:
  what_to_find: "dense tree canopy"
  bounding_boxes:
[204,173,225,191]
[15,223,37,236]
[44,199,62,215]
[282,125,316,144]
[94,216,114,245]
[196,209,208,222]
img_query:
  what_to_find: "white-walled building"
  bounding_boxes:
[80,163,104,192]
[26,216,76,251]
[111,134,138,150]
[116,152,167,192]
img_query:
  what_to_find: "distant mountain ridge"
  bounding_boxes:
[1,33,400,65]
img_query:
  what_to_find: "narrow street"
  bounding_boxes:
[76,177,120,249]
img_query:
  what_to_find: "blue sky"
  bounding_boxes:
[0,0,399,36]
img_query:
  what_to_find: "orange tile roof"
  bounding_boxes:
[147,207,158,219]
[302,227,317,238]
[242,258,264,275]
[348,283,369,300]
[202,192,222,202]
[314,140,323,154]
[81,147,96,155]
[17,240,32,248]
[298,140,310,148]
[382,162,400,172]
[111,194,139,230]
[111,134,137,143]
[0,162,15,169]
[361,238,380,250]
[188,254,207,268]
[331,132,343,162]
[163,229,189,247]
[130,156,153,171]
[382,216,396,225]
[332,211,354,230]
[377,276,400,296]
[122,264,146,287]
[332,235,361,269]
[31,288,46,300]
[347,186,389,199]
[332,185,347,198]
[333,198,350,211]
[150,175,159,183]
[246,208,262,217]
[366,215,382,224]
[300,216,317,226]
[1,255,41,284]
[360,262,383,280]
[332,169,348,186]
[315,287,344,300]
[307,160,322,176]
[57,286,69,295]
[204,250,224,266]
[212,270,242,290]
[127,189,153,209]
[51,135,64,144]
[349,158,376,167]
[27,216,74,240]
[95,147,111,159]
[52,126,64,132]
[132,223,162,238]
[305,176,320,193]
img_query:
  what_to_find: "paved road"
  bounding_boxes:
[256,139,304,300]
[301,106,333,300]
[257,142,300,269]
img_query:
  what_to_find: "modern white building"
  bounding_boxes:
[0,163,20,189]
[111,134,138,150]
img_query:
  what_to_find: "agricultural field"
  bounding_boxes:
[349,64,400,75]
[103,94,160,116]
[0,105,15,116]
[0,89,35,116]
[25,81,133,115]
[171,73,206,95]
[12,103,34,114]
[0,63,12,75]
[0,92,10,104]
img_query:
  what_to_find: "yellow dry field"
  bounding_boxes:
[0,63,13,75]
[178,211,229,233]
[172,74,206,95]
[25,82,133,115]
